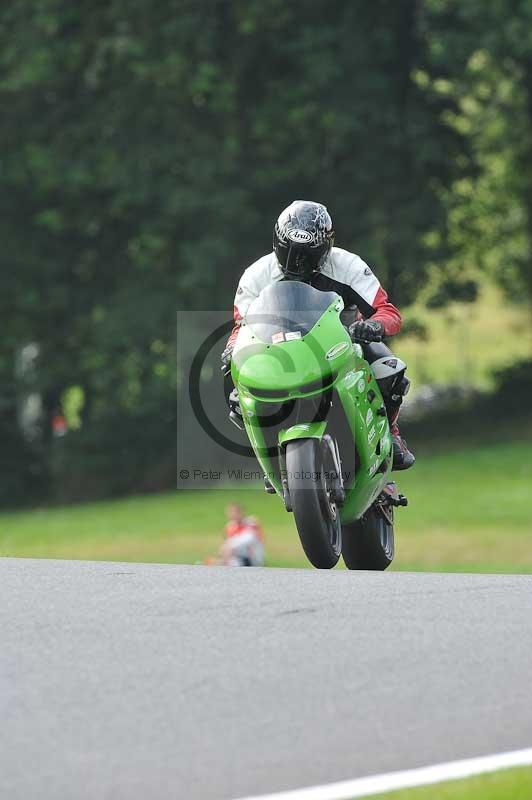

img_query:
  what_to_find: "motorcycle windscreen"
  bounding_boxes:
[245,281,339,344]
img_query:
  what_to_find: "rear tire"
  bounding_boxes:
[285,438,342,569]
[342,506,394,570]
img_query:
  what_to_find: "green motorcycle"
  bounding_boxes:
[230,280,408,570]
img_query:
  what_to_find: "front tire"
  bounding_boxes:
[342,505,394,570]
[285,438,342,569]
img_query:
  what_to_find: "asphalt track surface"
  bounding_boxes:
[1,559,531,800]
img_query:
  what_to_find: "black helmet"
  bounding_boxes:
[273,200,335,281]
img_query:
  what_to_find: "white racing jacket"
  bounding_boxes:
[227,247,401,348]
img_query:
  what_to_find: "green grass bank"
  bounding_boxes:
[1,440,531,572]
[369,766,532,799]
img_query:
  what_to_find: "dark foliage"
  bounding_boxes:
[1,1,524,505]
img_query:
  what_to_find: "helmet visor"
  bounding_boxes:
[276,241,331,281]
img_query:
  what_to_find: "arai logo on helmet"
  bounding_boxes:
[287,228,313,244]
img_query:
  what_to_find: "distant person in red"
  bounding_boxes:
[51,407,68,438]
[221,503,264,567]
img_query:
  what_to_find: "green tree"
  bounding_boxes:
[425,1,532,332]
[0,0,468,504]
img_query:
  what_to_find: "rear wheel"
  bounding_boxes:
[342,505,394,570]
[285,438,342,569]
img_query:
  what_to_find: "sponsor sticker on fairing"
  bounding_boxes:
[366,408,373,426]
[285,331,302,340]
[272,332,285,343]
[326,341,349,359]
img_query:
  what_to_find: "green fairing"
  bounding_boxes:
[231,282,393,524]
[278,422,328,446]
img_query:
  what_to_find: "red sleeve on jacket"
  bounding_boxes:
[370,287,402,337]
[226,305,242,349]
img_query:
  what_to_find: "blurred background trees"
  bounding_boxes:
[1,0,531,506]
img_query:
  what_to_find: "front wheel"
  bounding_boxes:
[342,505,394,570]
[285,438,342,569]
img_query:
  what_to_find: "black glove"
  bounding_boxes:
[220,346,233,376]
[348,319,385,343]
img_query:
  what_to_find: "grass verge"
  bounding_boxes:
[368,766,532,799]
[1,440,531,571]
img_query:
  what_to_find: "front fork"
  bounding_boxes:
[324,434,346,505]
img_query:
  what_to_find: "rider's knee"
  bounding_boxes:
[370,354,408,397]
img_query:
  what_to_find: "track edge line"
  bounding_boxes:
[232,746,532,800]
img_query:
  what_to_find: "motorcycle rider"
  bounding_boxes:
[222,200,414,471]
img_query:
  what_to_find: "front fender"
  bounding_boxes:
[278,421,328,447]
